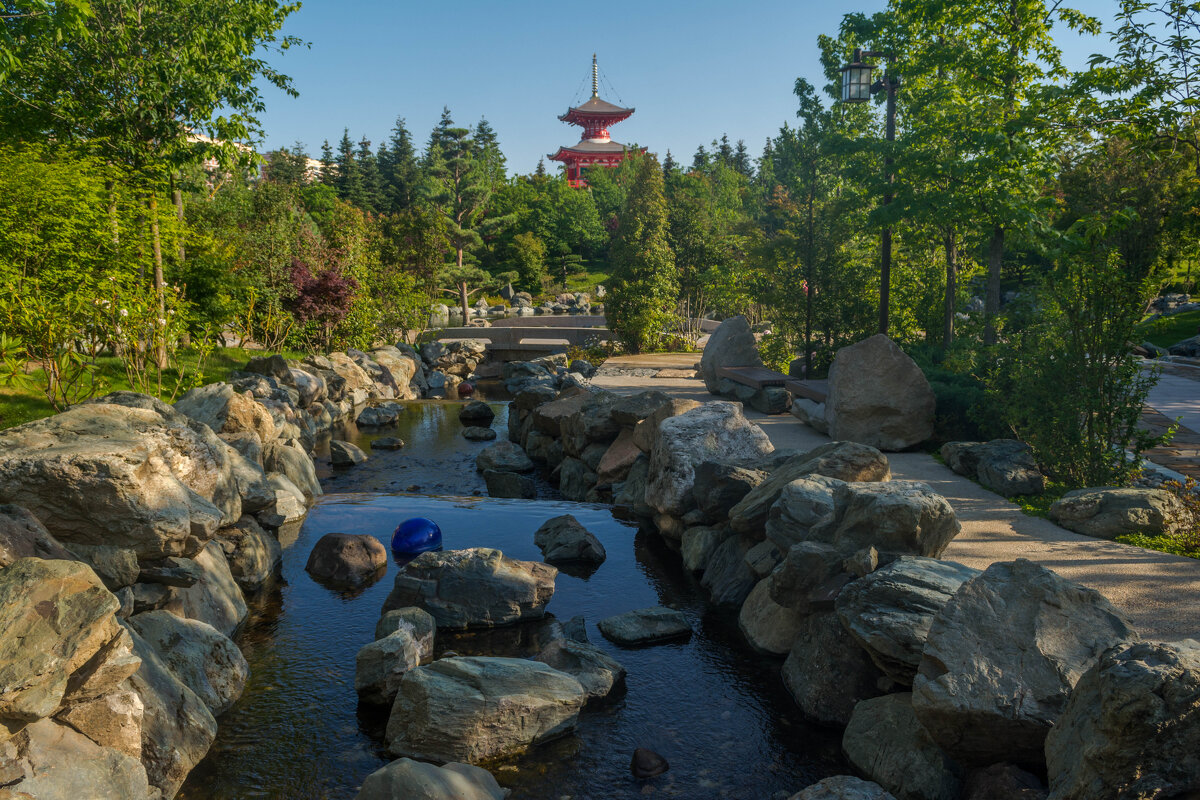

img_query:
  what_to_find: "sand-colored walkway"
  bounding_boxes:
[592,354,1200,642]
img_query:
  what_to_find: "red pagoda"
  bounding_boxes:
[549,55,636,188]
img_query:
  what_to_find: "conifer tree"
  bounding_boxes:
[662,149,678,179]
[334,129,362,204]
[733,139,752,177]
[319,139,335,186]
[380,116,419,213]
[424,106,455,167]
[607,154,678,353]
[356,136,382,212]
[691,145,709,172]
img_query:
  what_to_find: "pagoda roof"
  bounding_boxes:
[559,95,634,123]
[548,140,630,161]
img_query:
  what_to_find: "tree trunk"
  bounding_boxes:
[173,180,189,347]
[985,225,1003,346]
[459,282,470,324]
[148,194,167,369]
[943,230,958,349]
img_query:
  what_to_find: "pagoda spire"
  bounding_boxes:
[592,53,599,98]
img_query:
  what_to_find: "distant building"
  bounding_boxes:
[549,55,638,188]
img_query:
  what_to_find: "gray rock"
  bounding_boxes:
[843,693,963,800]
[483,470,536,499]
[137,556,203,588]
[476,441,535,474]
[330,440,369,467]
[458,400,496,427]
[632,398,702,453]
[782,610,883,726]
[789,776,897,800]
[557,457,597,502]
[811,481,961,559]
[357,403,401,428]
[355,757,508,800]
[263,441,322,503]
[964,764,1047,800]
[791,397,829,434]
[768,541,846,611]
[375,607,436,662]
[647,402,775,517]
[1045,639,1200,800]
[681,525,727,573]
[386,656,586,763]
[939,441,984,477]
[66,542,140,591]
[127,610,248,716]
[609,390,674,427]
[1,718,151,800]
[976,440,1045,496]
[0,503,77,568]
[174,381,277,448]
[598,606,692,645]
[166,541,248,637]
[835,556,980,685]
[356,628,421,706]
[764,476,841,551]
[462,426,498,441]
[54,687,144,758]
[912,559,1137,766]
[692,461,768,524]
[1167,334,1200,357]
[382,548,556,630]
[825,334,935,450]
[738,578,803,655]
[215,515,281,593]
[1048,486,1186,540]
[533,638,625,704]
[699,315,764,393]
[534,515,606,565]
[244,353,290,382]
[372,437,406,450]
[613,454,654,518]
[305,532,388,586]
[700,533,758,607]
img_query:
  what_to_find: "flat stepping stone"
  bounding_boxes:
[462,426,498,441]
[598,606,691,645]
[372,437,406,450]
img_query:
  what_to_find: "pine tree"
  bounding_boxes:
[334,129,362,204]
[691,145,709,172]
[662,149,678,179]
[380,116,419,213]
[607,154,678,353]
[534,158,547,179]
[424,106,455,168]
[733,139,752,177]
[356,136,382,212]
[319,139,335,186]
[473,117,507,188]
[716,134,734,166]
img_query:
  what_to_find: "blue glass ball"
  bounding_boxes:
[391,517,442,555]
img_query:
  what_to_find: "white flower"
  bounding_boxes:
[157,318,166,326]
[119,308,128,317]
[167,309,174,316]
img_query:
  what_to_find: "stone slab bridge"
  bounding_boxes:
[432,316,719,362]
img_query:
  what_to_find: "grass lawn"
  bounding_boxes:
[0,346,306,431]
[1138,309,1200,348]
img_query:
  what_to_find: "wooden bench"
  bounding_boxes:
[785,379,829,404]
[716,366,791,389]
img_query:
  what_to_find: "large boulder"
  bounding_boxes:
[597,607,692,645]
[632,398,702,453]
[1048,487,1187,540]
[165,541,247,638]
[0,558,123,724]
[699,533,758,607]
[532,391,592,436]
[789,776,897,800]
[835,556,980,685]
[0,503,76,568]
[385,656,586,763]
[375,607,436,662]
[330,440,369,467]
[973,440,1044,497]
[327,352,379,397]
[174,382,275,448]
[306,532,388,587]
[699,315,764,393]
[824,334,935,451]
[0,403,240,558]
[843,693,963,800]
[764,476,841,551]
[911,559,1137,766]
[476,441,535,474]
[54,688,145,758]
[263,441,322,503]
[610,390,674,428]
[382,548,556,629]
[214,515,281,593]
[126,610,248,716]
[738,578,803,655]
[1045,639,1200,800]
[532,637,626,704]
[533,515,606,565]
[356,628,421,706]
[122,622,217,797]
[768,541,846,611]
[596,428,640,485]
[646,402,774,517]
[1,717,151,800]
[355,758,508,800]
[782,611,883,726]
[730,442,890,540]
[810,481,961,559]
[692,461,768,524]
[371,346,422,400]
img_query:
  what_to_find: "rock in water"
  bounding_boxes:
[912,559,1136,766]
[372,437,406,451]
[330,440,369,467]
[475,441,535,474]
[458,401,496,427]
[355,758,508,800]
[375,606,436,661]
[597,607,692,645]
[533,638,625,704]
[483,470,536,499]
[382,548,556,630]
[788,776,898,800]
[630,747,670,779]
[305,532,388,586]
[842,693,963,800]
[699,315,764,393]
[646,402,774,517]
[782,611,883,727]
[386,656,586,763]
[738,578,803,655]
[533,515,606,565]
[1045,639,1200,800]
[824,334,935,451]
[462,426,498,441]
[356,628,421,706]
[126,610,249,716]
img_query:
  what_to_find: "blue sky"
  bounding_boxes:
[256,0,1123,176]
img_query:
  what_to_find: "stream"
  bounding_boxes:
[177,400,845,799]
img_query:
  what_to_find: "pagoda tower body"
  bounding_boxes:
[550,55,636,188]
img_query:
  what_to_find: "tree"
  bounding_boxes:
[356,136,383,212]
[265,141,310,185]
[319,140,336,186]
[379,116,420,213]
[334,129,364,207]
[509,231,547,291]
[607,154,678,353]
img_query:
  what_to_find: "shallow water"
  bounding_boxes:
[177,402,844,800]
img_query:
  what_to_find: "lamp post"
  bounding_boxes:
[841,48,899,337]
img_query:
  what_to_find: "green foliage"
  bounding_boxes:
[606,154,679,353]
[1139,309,1200,348]
[509,232,547,292]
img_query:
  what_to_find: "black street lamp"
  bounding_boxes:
[841,47,899,337]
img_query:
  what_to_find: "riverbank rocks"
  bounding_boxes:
[790,776,897,799]
[941,440,1045,497]
[356,628,421,706]
[330,440,369,467]
[692,461,768,524]
[1048,486,1187,539]
[764,476,842,551]
[782,611,883,726]
[700,316,763,393]
[375,606,436,662]
[1,717,152,800]
[263,441,321,503]
[167,541,247,637]
[458,400,496,427]
[811,481,961,559]
[824,334,935,451]
[647,402,774,517]
[127,610,248,716]
[843,693,963,800]
[0,402,240,558]
[174,382,276,448]
[386,656,586,763]
[534,515,606,565]
[1045,639,1200,800]
[306,533,388,587]
[0,504,76,567]
[355,758,508,800]
[912,559,1137,766]
[383,548,556,629]
[533,637,626,704]
[357,402,401,428]
[373,437,406,451]
[632,398,701,453]
[0,558,122,723]
[598,607,692,645]
[738,578,804,655]
[476,441,535,474]
[215,515,281,593]
[836,557,980,685]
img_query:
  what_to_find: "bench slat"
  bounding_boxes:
[717,366,790,389]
